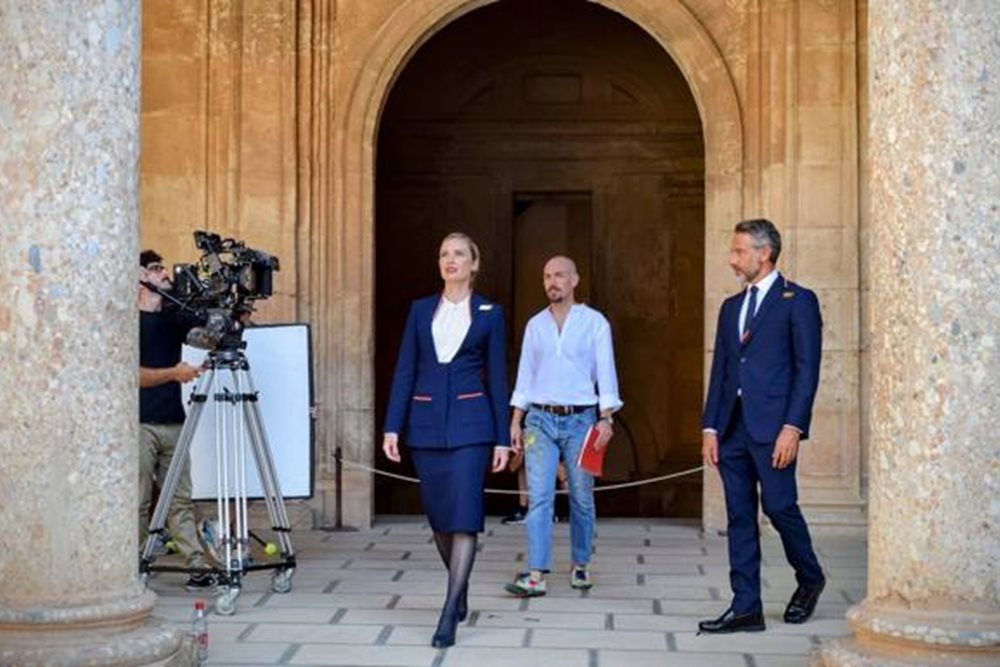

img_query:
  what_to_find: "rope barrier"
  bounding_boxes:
[339,458,705,495]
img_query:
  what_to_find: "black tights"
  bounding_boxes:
[431,531,477,643]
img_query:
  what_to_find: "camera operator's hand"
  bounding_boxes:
[383,433,401,463]
[172,362,202,384]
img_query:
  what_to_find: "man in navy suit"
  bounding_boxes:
[699,219,826,634]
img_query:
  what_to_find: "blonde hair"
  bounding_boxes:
[441,232,481,281]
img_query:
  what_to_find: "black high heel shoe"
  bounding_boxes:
[431,608,460,648]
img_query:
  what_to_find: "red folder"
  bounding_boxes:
[576,426,607,477]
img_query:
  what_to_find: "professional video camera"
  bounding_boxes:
[170,231,280,351]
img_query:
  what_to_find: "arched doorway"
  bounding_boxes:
[328,0,744,529]
[374,0,705,518]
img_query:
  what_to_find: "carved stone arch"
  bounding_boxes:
[396,52,696,120]
[328,0,743,527]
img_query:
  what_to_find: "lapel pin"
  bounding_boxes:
[478,304,493,311]
[782,291,795,298]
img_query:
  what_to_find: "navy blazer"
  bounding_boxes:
[702,274,822,444]
[384,292,510,449]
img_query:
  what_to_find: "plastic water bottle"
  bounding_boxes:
[190,599,208,664]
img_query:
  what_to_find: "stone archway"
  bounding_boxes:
[326,0,744,528]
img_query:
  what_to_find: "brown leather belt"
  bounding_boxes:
[531,403,595,416]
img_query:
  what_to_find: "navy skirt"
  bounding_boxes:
[410,443,492,533]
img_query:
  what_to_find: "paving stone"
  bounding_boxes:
[394,594,523,612]
[204,606,339,624]
[587,585,714,601]
[260,593,394,608]
[206,641,292,664]
[675,630,814,654]
[335,580,445,595]
[340,609,440,626]
[323,568,403,581]
[531,628,668,650]
[613,614,708,632]
[402,569,512,583]
[290,644,439,665]
[526,597,655,614]
[440,647,590,667]
[597,650,747,667]
[475,610,608,629]
[246,623,384,643]
[386,625,527,647]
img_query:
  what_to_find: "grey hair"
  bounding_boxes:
[734,218,782,264]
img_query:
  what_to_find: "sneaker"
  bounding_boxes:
[501,509,527,525]
[570,565,593,590]
[504,572,547,597]
[184,572,217,592]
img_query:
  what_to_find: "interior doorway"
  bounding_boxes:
[512,192,593,337]
[374,0,705,518]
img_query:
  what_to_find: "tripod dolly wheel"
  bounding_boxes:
[271,568,294,594]
[214,585,241,616]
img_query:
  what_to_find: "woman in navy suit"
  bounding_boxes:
[382,232,511,647]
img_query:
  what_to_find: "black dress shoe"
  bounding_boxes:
[698,608,766,634]
[784,577,825,624]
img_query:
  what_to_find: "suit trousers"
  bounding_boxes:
[718,403,823,614]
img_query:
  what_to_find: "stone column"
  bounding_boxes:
[814,2,1000,665]
[0,3,183,665]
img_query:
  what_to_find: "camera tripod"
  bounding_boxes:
[139,348,296,615]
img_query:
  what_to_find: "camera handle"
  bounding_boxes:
[139,280,207,319]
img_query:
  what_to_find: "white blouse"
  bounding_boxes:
[431,295,472,363]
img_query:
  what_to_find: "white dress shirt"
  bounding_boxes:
[737,269,780,336]
[431,295,472,363]
[510,304,623,412]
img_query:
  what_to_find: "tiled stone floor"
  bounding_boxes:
[149,517,865,666]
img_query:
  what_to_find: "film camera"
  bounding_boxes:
[172,231,280,350]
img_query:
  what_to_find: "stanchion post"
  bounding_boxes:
[334,444,343,529]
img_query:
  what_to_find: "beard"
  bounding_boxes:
[733,264,760,285]
[547,288,564,304]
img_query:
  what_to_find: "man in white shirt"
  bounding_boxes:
[504,256,622,596]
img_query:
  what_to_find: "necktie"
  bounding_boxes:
[743,285,758,336]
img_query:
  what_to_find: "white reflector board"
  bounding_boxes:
[181,323,313,500]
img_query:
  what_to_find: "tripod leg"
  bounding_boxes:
[230,367,251,570]
[140,368,215,567]
[240,369,296,561]
[217,382,248,582]
[212,367,246,616]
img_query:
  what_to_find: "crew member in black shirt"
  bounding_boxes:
[139,250,214,590]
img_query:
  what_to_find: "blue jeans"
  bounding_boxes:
[523,407,596,571]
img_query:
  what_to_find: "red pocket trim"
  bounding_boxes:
[456,392,485,400]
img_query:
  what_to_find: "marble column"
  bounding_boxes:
[0,3,184,665]
[814,2,1000,665]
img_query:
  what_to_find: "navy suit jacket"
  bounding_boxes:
[384,292,510,449]
[702,274,822,444]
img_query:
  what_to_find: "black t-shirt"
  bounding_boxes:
[139,309,199,424]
